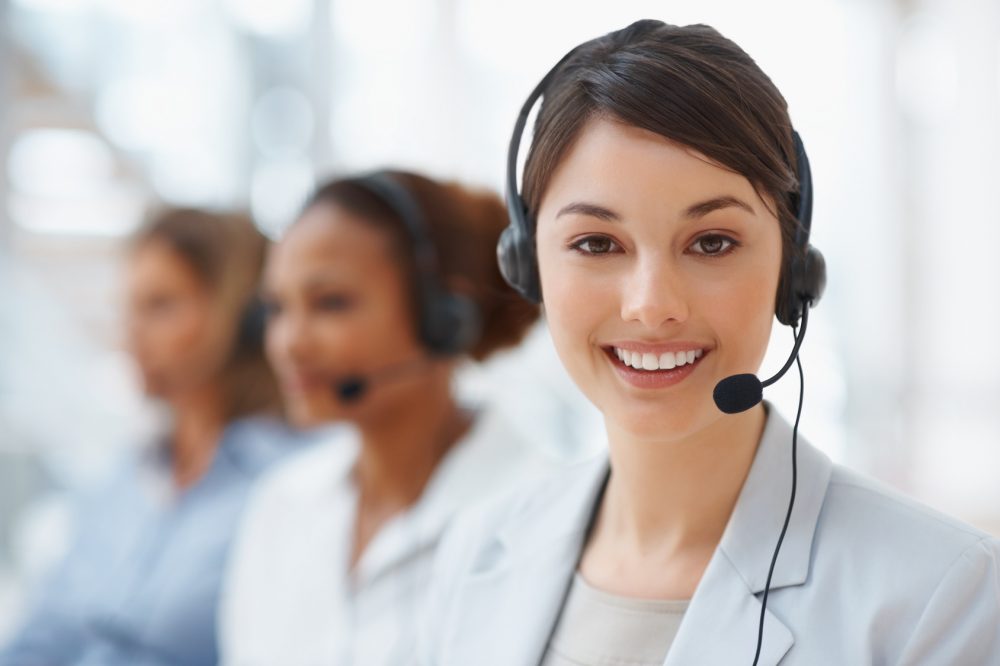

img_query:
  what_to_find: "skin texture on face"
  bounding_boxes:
[535,117,783,444]
[126,240,228,399]
[262,203,431,428]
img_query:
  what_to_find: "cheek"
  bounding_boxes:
[537,246,616,394]
[336,300,421,366]
[699,260,781,371]
[141,304,212,366]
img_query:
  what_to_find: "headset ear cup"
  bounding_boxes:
[421,290,482,355]
[496,223,542,304]
[802,246,827,306]
[777,245,827,327]
[444,293,482,354]
[236,297,267,351]
[497,225,522,293]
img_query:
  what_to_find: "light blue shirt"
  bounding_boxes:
[0,416,309,666]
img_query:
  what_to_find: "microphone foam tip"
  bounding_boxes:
[336,377,367,403]
[713,374,764,414]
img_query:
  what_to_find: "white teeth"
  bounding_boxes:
[612,347,704,371]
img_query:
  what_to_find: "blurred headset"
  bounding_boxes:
[349,171,482,356]
[236,297,268,351]
[497,51,826,327]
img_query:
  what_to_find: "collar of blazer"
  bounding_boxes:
[453,404,834,666]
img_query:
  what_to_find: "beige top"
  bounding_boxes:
[541,573,690,666]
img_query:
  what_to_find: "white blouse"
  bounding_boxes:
[218,407,560,666]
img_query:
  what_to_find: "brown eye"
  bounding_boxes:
[691,234,735,256]
[571,235,620,255]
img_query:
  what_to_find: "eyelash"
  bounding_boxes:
[316,294,354,312]
[688,233,740,257]
[258,294,354,318]
[567,233,740,257]
[568,235,622,256]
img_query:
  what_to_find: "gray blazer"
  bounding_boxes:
[420,407,1000,665]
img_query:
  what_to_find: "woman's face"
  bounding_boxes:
[535,118,783,442]
[263,203,427,428]
[126,241,226,399]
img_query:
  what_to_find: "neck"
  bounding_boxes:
[600,404,767,556]
[169,383,225,489]
[353,365,467,510]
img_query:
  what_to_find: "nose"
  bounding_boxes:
[619,253,690,329]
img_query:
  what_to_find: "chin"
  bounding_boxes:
[606,392,722,443]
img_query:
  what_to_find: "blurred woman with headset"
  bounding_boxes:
[0,209,301,665]
[419,21,1000,665]
[219,171,555,664]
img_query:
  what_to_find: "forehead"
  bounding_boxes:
[129,239,203,288]
[267,203,398,282]
[539,117,766,219]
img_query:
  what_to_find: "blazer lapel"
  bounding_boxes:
[442,457,610,666]
[664,547,793,665]
[665,405,833,665]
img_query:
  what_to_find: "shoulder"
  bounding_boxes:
[216,415,327,476]
[820,463,992,562]
[221,428,357,625]
[435,452,606,571]
[426,405,572,504]
[807,465,1000,661]
[245,425,358,509]
[808,462,1000,632]
[420,454,606,661]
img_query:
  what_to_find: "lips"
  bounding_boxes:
[603,343,709,390]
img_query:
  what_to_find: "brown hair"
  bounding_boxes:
[132,208,282,421]
[306,171,540,361]
[523,20,803,295]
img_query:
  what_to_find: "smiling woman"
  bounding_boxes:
[420,20,1000,666]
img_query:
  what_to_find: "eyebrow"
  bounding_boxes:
[555,195,755,223]
[302,275,350,290]
[684,195,755,219]
[555,202,621,222]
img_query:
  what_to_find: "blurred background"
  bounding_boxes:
[0,0,998,641]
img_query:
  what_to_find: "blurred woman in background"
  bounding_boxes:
[0,209,299,666]
[219,170,556,665]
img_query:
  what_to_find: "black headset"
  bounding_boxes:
[349,171,482,356]
[236,296,268,351]
[498,50,827,328]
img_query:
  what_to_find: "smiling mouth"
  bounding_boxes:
[608,346,705,371]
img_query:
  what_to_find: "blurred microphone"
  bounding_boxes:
[333,357,428,403]
[713,308,809,414]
